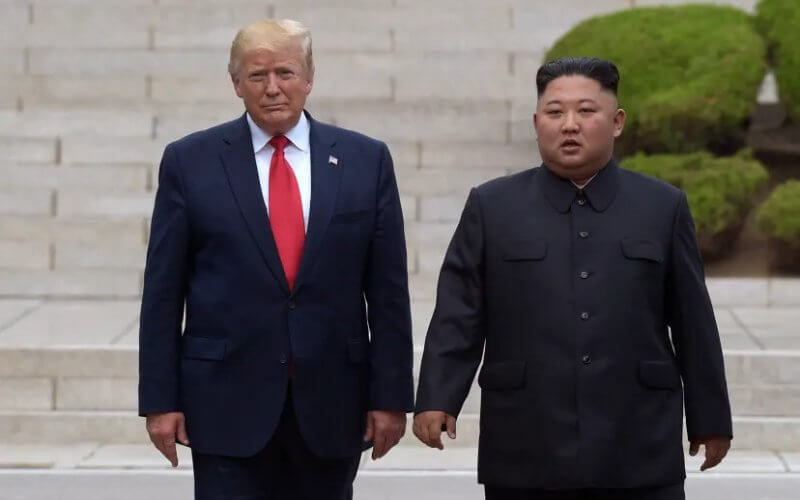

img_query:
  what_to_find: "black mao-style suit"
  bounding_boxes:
[415,160,732,493]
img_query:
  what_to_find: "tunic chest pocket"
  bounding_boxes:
[621,238,663,264]
[502,240,547,262]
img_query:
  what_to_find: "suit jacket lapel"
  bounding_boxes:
[292,114,341,295]
[220,114,290,294]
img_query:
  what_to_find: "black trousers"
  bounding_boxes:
[191,387,361,500]
[485,482,685,500]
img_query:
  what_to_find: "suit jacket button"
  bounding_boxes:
[288,301,296,310]
[582,354,592,365]
[280,354,288,364]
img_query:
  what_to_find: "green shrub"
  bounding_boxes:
[622,150,769,258]
[545,5,766,156]
[757,180,800,243]
[755,0,800,121]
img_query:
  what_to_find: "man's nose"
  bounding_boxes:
[265,74,280,96]
[562,111,579,132]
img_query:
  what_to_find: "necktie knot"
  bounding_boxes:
[269,135,290,151]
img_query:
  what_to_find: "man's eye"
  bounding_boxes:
[580,108,596,113]
[547,110,562,116]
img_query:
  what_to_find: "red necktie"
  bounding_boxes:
[268,135,305,290]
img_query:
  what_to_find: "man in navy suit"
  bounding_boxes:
[138,19,413,500]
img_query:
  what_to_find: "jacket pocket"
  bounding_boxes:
[331,210,370,224]
[181,336,227,361]
[347,339,369,364]
[502,240,547,261]
[621,238,663,263]
[639,360,681,390]
[478,361,526,390]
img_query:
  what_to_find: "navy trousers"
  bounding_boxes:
[191,387,361,500]
[485,482,685,500]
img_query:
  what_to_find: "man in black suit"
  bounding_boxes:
[413,57,731,499]
[139,19,413,500]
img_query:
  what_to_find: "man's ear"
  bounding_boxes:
[232,74,244,99]
[613,108,626,138]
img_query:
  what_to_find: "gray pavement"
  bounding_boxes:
[0,470,799,500]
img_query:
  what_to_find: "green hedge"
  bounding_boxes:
[757,180,800,243]
[755,0,800,121]
[545,5,766,156]
[622,150,769,259]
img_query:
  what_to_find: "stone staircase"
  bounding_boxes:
[1,0,796,471]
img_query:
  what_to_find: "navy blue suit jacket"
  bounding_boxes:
[139,112,414,459]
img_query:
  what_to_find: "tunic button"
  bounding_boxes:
[279,353,288,364]
[579,271,590,279]
[577,199,586,206]
[582,354,592,365]
[580,312,590,320]
[579,231,590,239]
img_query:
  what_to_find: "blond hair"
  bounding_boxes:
[228,19,313,77]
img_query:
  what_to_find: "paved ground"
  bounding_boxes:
[0,470,798,500]
[1,277,799,350]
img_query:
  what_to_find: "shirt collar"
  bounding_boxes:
[246,111,311,154]
[540,159,620,213]
[572,173,597,189]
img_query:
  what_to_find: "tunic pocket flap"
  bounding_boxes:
[181,336,227,361]
[621,238,663,263]
[639,361,681,390]
[502,240,547,261]
[478,361,526,390]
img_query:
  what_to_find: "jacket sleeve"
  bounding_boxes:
[414,188,486,417]
[666,191,733,440]
[138,143,189,416]
[363,142,415,412]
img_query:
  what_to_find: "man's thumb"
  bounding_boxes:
[363,414,374,442]
[446,415,457,439]
[177,415,190,445]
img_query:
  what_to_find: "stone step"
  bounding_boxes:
[0,347,798,415]
[1,347,798,385]
[2,370,798,417]
[0,443,796,475]
[1,410,799,450]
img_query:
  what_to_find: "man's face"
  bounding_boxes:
[232,43,312,136]
[534,75,625,181]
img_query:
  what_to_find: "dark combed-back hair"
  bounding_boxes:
[536,57,620,97]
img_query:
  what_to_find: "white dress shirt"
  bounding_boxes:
[572,172,598,190]
[247,112,312,231]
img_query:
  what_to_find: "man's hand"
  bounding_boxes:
[146,411,189,467]
[363,410,406,460]
[413,410,457,450]
[689,436,731,471]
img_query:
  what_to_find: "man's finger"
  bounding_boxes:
[363,414,374,442]
[414,417,430,445]
[427,420,444,450]
[445,415,457,440]
[177,417,190,446]
[701,443,726,471]
[689,441,699,456]
[372,433,387,460]
[161,439,179,468]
